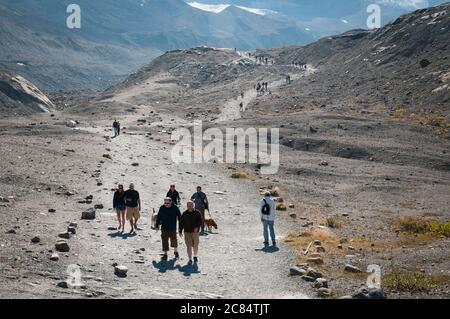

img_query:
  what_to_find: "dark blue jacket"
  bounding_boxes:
[156,204,181,231]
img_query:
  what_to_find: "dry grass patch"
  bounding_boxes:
[395,218,450,238]
[231,171,249,179]
[383,270,450,293]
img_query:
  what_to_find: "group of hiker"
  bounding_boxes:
[293,62,307,70]
[256,82,270,96]
[112,120,121,138]
[113,184,211,265]
[112,182,278,265]
[255,55,272,65]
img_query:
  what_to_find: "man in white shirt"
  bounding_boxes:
[260,192,277,247]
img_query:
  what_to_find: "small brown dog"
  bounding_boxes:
[204,218,218,232]
[151,208,158,230]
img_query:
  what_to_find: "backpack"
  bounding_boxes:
[261,199,271,215]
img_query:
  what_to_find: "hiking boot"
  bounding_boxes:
[263,242,269,246]
[174,252,180,259]
[188,260,193,266]
[272,241,277,247]
[161,254,168,261]
[193,257,198,263]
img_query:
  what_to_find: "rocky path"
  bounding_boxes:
[216,64,316,123]
[67,113,309,299]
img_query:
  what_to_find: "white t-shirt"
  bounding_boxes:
[260,196,276,222]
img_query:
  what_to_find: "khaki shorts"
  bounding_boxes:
[126,207,140,221]
[184,232,200,249]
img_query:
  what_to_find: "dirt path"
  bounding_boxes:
[216,64,316,123]
[68,113,309,299]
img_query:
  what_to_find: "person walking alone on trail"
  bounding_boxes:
[112,120,119,137]
[241,92,244,99]
[239,102,244,112]
[156,197,182,261]
[124,183,141,233]
[116,121,121,136]
[113,184,126,232]
[167,184,181,207]
[260,192,277,247]
[191,186,209,234]
[179,201,203,265]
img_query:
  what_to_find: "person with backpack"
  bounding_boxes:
[191,186,209,234]
[260,192,276,247]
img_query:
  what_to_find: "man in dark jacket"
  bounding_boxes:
[156,197,182,261]
[179,201,203,265]
[166,184,181,206]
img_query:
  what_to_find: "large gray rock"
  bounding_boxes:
[314,278,328,289]
[352,288,387,299]
[58,232,71,239]
[55,240,70,252]
[344,264,362,273]
[114,265,128,277]
[81,208,96,220]
[289,267,307,276]
[318,288,332,298]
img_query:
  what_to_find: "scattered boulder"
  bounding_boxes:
[69,222,78,228]
[320,161,329,166]
[352,288,387,299]
[420,59,431,68]
[57,281,69,288]
[50,253,60,261]
[307,257,324,265]
[290,267,307,276]
[58,232,71,239]
[302,276,316,282]
[316,246,326,253]
[307,268,323,279]
[48,209,56,213]
[6,229,16,234]
[314,278,328,289]
[114,265,128,277]
[94,204,104,209]
[55,240,70,252]
[0,197,10,203]
[68,226,76,235]
[81,208,96,220]
[31,236,41,243]
[344,264,362,273]
[318,288,332,298]
[132,163,139,167]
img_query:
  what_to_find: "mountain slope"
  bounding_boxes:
[0,0,312,92]
[261,2,449,111]
[0,70,55,115]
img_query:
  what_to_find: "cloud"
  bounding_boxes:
[375,0,430,9]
